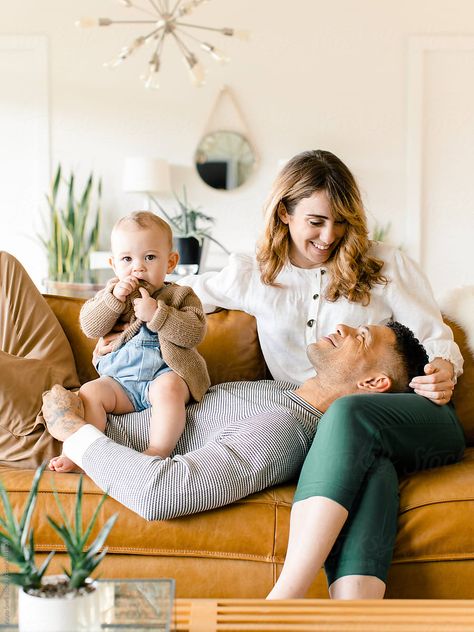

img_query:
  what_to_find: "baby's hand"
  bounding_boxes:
[113,276,139,302]
[133,287,157,322]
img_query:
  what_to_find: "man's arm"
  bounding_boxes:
[43,386,308,521]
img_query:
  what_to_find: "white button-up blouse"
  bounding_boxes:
[178,243,463,385]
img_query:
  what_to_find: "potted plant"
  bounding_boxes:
[40,165,102,293]
[0,464,117,632]
[150,187,229,273]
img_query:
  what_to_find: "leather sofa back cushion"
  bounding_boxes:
[43,298,473,443]
[44,297,268,386]
[444,317,474,444]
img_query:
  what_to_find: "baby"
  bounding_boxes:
[49,211,210,472]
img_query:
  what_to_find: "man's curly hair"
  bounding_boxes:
[386,321,429,392]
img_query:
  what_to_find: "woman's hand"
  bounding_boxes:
[92,324,127,363]
[409,357,455,405]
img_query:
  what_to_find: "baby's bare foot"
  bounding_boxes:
[49,455,82,473]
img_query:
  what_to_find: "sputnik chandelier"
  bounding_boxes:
[76,0,247,89]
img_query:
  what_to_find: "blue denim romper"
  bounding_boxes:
[95,325,172,411]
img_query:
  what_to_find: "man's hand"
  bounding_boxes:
[133,287,157,322]
[42,385,86,442]
[113,275,139,302]
[409,357,455,405]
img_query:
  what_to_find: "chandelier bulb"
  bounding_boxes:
[142,71,160,89]
[231,29,251,41]
[179,0,210,15]
[75,17,99,28]
[184,55,205,86]
[190,62,206,86]
[103,57,124,69]
[200,43,230,64]
[142,53,161,89]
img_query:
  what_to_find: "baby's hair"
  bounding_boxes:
[112,211,173,250]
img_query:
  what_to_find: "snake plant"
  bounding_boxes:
[40,165,102,283]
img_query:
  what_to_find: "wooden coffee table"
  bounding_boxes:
[174,598,474,631]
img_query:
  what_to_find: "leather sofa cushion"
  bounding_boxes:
[4,450,474,568]
[444,317,474,444]
[395,447,474,563]
[0,466,295,564]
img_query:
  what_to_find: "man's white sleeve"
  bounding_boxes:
[63,425,104,468]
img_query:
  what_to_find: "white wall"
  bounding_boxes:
[0,0,473,293]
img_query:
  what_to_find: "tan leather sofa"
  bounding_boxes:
[0,295,473,599]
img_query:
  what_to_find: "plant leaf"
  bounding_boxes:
[37,550,55,580]
[83,514,118,561]
[74,475,83,541]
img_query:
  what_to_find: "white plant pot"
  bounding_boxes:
[18,576,101,632]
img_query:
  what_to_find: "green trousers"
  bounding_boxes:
[293,393,465,586]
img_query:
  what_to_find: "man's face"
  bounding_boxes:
[307,324,398,385]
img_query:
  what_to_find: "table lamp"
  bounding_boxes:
[122,157,171,209]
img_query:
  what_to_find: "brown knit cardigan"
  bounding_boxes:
[79,280,210,401]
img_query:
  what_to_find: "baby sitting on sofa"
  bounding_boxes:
[49,211,210,472]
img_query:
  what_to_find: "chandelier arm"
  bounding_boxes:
[124,1,160,17]
[175,26,209,47]
[147,0,164,15]
[170,29,193,58]
[155,30,166,56]
[170,0,184,17]
[176,27,229,63]
[102,19,159,24]
[175,22,233,35]
[143,24,166,41]
[174,26,201,43]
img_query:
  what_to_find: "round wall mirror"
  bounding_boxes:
[194,130,256,190]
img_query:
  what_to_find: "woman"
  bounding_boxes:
[181,150,461,392]
[173,149,464,598]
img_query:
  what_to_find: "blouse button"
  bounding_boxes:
[321,269,326,275]
[307,319,315,327]
[313,293,319,300]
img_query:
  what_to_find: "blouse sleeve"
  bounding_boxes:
[384,247,463,377]
[175,253,256,314]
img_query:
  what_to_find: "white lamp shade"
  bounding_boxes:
[122,157,171,193]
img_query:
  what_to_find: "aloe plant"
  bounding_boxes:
[0,464,53,590]
[39,165,102,283]
[150,187,230,254]
[0,465,117,592]
[48,475,117,589]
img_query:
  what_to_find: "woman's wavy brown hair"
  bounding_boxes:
[256,149,386,304]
